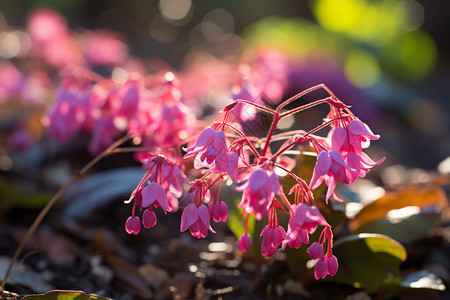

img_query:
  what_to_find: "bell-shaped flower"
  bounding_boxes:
[309,150,354,203]
[260,225,287,257]
[307,242,338,279]
[237,168,280,220]
[238,234,252,252]
[142,209,157,228]
[282,204,328,250]
[180,203,215,239]
[125,216,141,235]
[141,182,170,212]
[184,127,227,172]
[208,201,228,222]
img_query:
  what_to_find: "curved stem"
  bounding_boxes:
[1,134,132,289]
[277,84,331,113]
[279,97,330,119]
[223,123,260,157]
[232,99,277,115]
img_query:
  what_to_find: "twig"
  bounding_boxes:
[0,134,132,289]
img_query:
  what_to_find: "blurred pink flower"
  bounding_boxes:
[82,30,128,67]
[238,234,252,252]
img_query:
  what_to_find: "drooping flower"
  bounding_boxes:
[141,182,170,212]
[183,127,228,172]
[142,209,157,228]
[208,201,228,222]
[238,234,252,252]
[307,242,338,279]
[125,216,141,235]
[282,204,328,250]
[309,150,356,203]
[260,225,287,257]
[180,203,215,239]
[237,168,280,220]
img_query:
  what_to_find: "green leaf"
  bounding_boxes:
[22,290,112,300]
[326,233,406,293]
[401,270,446,291]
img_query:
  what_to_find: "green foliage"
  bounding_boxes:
[326,233,406,293]
[22,290,112,300]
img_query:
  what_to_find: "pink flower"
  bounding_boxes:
[238,234,252,252]
[327,120,385,181]
[309,150,354,203]
[82,30,128,67]
[184,127,228,172]
[208,201,228,222]
[226,152,240,183]
[237,168,280,220]
[180,203,215,239]
[125,216,141,235]
[141,182,170,212]
[260,225,287,257]
[306,242,338,279]
[142,209,157,228]
[231,84,260,122]
[138,154,186,212]
[282,204,328,250]
[329,119,380,156]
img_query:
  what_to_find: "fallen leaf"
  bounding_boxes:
[349,185,448,231]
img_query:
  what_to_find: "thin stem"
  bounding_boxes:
[1,134,132,289]
[233,99,277,115]
[277,84,330,113]
[279,97,330,119]
[223,123,260,157]
[261,114,280,156]
[278,186,294,215]
[271,116,347,160]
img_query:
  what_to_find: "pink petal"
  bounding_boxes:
[316,151,332,175]
[198,204,215,233]
[180,203,198,232]
[325,176,337,204]
[238,234,252,252]
[268,172,281,195]
[348,119,379,140]
[218,202,228,222]
[345,152,361,183]
[248,169,268,190]
[360,152,386,167]
[142,209,157,228]
[327,255,339,276]
[226,152,239,183]
[331,127,347,150]
[183,127,215,157]
[330,150,349,169]
[125,216,141,235]
[156,184,170,212]
[141,182,160,207]
[314,259,328,280]
[307,242,324,260]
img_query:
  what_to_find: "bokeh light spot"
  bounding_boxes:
[159,0,192,22]
[345,50,380,88]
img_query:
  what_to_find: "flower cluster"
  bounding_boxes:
[3,8,385,281]
[124,82,385,280]
[44,70,195,155]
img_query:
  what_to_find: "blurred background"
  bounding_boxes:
[1,0,448,171]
